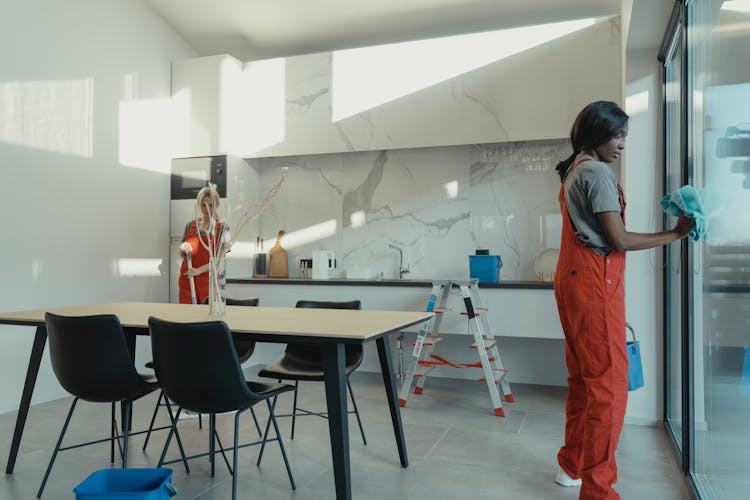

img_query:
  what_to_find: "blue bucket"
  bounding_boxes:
[469,255,502,284]
[74,468,176,500]
[626,323,644,391]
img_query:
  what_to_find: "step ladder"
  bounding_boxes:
[397,279,514,416]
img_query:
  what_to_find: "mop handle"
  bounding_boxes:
[185,251,197,305]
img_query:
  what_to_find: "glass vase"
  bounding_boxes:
[208,256,226,316]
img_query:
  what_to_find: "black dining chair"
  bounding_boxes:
[148,316,296,500]
[37,312,183,498]
[257,299,367,444]
[142,297,262,450]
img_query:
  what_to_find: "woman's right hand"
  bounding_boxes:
[673,215,695,238]
[179,242,192,254]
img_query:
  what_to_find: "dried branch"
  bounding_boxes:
[226,174,285,250]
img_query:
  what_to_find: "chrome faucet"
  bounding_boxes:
[388,243,410,279]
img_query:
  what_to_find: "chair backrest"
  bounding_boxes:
[203,297,259,362]
[288,300,363,365]
[295,300,361,310]
[148,316,258,414]
[226,298,259,307]
[44,312,146,403]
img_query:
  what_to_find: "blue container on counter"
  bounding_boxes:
[73,468,176,500]
[469,255,502,284]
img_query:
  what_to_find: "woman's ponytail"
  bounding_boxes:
[555,151,577,182]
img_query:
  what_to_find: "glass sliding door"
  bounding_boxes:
[660,0,686,456]
[687,1,750,498]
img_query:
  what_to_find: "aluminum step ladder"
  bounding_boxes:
[397,279,514,416]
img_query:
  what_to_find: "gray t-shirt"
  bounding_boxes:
[561,155,621,255]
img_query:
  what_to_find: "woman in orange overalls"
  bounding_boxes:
[178,186,229,304]
[553,101,693,499]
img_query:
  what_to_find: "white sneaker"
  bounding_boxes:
[555,467,582,487]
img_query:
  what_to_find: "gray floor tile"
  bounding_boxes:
[0,371,691,499]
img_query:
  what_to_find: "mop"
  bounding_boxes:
[185,251,197,304]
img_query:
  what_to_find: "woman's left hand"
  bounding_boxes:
[673,214,695,238]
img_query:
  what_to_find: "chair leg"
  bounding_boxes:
[37,398,78,498]
[142,390,164,451]
[209,414,216,478]
[256,395,277,466]
[213,429,233,475]
[347,378,367,445]
[110,402,116,463]
[122,401,131,468]
[267,399,296,490]
[291,380,299,440]
[163,400,190,473]
[232,411,241,500]
[250,407,262,437]
[158,407,181,469]
[110,406,124,461]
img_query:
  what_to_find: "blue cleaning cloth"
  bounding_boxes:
[660,185,707,242]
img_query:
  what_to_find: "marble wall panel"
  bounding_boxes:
[254,138,571,281]
[240,17,621,159]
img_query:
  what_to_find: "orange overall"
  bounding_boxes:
[554,158,628,499]
[178,221,224,305]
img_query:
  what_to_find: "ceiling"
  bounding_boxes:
[142,0,676,61]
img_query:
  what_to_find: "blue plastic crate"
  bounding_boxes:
[469,255,502,284]
[74,468,175,500]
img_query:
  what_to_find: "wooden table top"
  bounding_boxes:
[0,302,433,342]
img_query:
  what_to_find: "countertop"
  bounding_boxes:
[228,277,553,290]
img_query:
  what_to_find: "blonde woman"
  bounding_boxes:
[178,186,230,304]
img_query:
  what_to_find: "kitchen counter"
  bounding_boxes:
[227,277,560,339]
[228,278,553,290]
[226,276,566,385]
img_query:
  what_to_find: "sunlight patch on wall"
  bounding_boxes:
[31,259,44,281]
[626,90,649,116]
[219,57,245,155]
[332,18,598,121]
[226,241,253,260]
[277,219,338,250]
[350,210,366,228]
[0,78,93,157]
[171,87,194,157]
[118,94,173,173]
[444,180,459,199]
[240,58,286,155]
[116,258,162,277]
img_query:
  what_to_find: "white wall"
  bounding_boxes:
[0,0,197,413]
[623,49,665,425]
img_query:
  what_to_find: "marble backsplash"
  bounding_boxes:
[248,138,571,281]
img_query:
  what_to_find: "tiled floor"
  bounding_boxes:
[0,369,692,499]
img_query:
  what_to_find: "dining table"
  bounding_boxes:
[0,301,433,500]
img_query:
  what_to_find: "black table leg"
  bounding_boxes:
[6,326,47,474]
[376,336,408,467]
[322,343,351,500]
